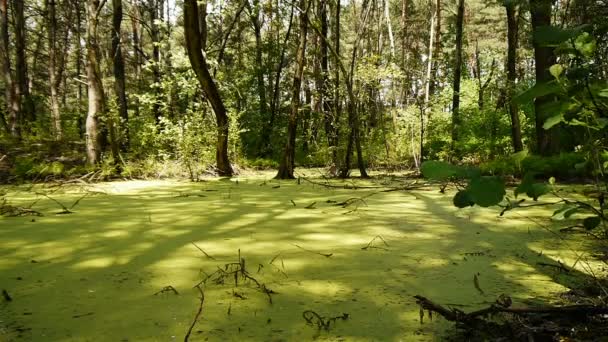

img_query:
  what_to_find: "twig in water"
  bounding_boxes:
[537,261,570,273]
[154,286,179,295]
[361,235,389,250]
[184,285,205,342]
[291,244,333,258]
[192,243,217,260]
[2,289,12,302]
[473,274,485,295]
[304,201,317,209]
[302,310,349,331]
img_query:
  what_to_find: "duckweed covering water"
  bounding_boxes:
[0,172,602,341]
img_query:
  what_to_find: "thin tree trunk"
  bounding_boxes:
[199,0,207,50]
[86,0,106,164]
[75,0,84,137]
[400,0,409,106]
[112,0,129,151]
[429,0,441,96]
[47,0,63,140]
[13,0,31,127]
[530,0,559,155]
[184,0,233,176]
[130,0,142,118]
[149,0,162,123]
[505,2,523,152]
[451,0,465,156]
[261,3,294,157]
[275,0,309,179]
[248,0,268,125]
[0,0,20,138]
[384,0,395,58]
[319,0,337,170]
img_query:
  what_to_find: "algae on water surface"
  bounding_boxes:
[0,174,601,341]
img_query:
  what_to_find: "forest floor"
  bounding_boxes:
[0,170,605,341]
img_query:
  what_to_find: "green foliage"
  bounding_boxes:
[467,177,506,207]
[421,161,506,208]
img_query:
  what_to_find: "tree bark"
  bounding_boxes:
[261,3,294,157]
[112,0,129,151]
[505,2,523,152]
[429,0,441,96]
[86,0,106,165]
[451,0,465,156]
[0,0,20,138]
[248,0,268,129]
[275,0,309,179]
[47,0,63,140]
[319,0,337,170]
[130,0,142,119]
[149,0,162,123]
[530,0,559,155]
[13,0,32,126]
[184,0,233,176]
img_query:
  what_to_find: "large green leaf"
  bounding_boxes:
[467,177,506,207]
[421,161,456,180]
[583,216,601,230]
[534,25,587,47]
[543,113,564,130]
[514,81,561,104]
[552,204,579,220]
[515,173,549,200]
[453,190,475,208]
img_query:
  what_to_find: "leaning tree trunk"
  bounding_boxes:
[0,0,20,138]
[184,0,232,176]
[530,0,559,155]
[275,0,309,179]
[505,2,523,152]
[450,0,465,157]
[112,0,129,151]
[85,0,106,164]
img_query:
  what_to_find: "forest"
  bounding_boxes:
[1,0,608,340]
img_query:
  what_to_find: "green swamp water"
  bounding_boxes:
[0,172,602,341]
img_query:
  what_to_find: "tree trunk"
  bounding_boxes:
[530,0,559,155]
[149,0,162,123]
[505,2,523,152]
[112,0,129,151]
[13,0,32,126]
[451,0,465,157]
[198,0,207,50]
[130,0,142,118]
[429,0,441,96]
[0,0,20,138]
[249,0,268,123]
[75,0,85,137]
[261,3,294,157]
[86,0,106,164]
[275,0,309,179]
[47,0,63,140]
[184,0,232,176]
[319,0,337,170]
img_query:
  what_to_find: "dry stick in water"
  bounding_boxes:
[291,244,333,258]
[184,285,205,342]
[192,242,217,260]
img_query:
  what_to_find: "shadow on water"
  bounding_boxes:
[0,176,601,341]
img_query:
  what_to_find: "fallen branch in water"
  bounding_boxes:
[292,244,333,258]
[414,294,608,324]
[192,243,216,260]
[302,310,349,331]
[361,235,389,250]
[184,285,205,342]
[154,285,179,295]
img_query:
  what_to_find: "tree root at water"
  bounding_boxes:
[414,294,608,340]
